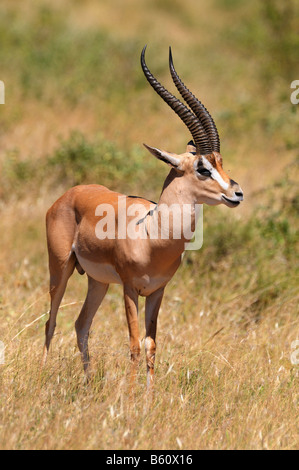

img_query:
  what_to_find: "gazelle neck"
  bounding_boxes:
[147,169,198,251]
[158,169,198,207]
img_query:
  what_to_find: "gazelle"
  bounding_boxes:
[42,46,243,390]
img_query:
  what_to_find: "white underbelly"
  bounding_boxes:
[75,254,169,295]
[76,254,122,285]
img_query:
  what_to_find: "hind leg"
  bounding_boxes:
[123,284,140,394]
[42,198,78,366]
[41,251,76,367]
[75,276,109,376]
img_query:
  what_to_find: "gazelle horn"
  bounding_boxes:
[169,47,220,153]
[141,46,212,156]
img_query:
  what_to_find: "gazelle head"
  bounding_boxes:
[141,46,244,208]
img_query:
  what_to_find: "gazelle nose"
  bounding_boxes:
[234,191,243,200]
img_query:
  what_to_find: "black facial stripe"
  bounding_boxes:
[197,158,204,170]
[197,160,208,171]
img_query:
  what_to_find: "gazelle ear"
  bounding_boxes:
[186,140,197,155]
[143,144,182,169]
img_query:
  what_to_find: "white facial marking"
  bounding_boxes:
[201,156,229,190]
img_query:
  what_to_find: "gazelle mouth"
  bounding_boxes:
[221,195,241,207]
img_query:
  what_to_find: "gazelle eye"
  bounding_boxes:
[197,168,211,177]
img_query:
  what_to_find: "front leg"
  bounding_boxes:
[145,286,165,391]
[123,284,140,392]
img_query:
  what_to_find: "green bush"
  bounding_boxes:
[0,132,165,200]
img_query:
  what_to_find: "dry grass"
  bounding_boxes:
[0,269,297,450]
[0,189,298,450]
[0,0,298,450]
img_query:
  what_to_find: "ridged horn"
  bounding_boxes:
[169,47,220,153]
[141,46,212,156]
